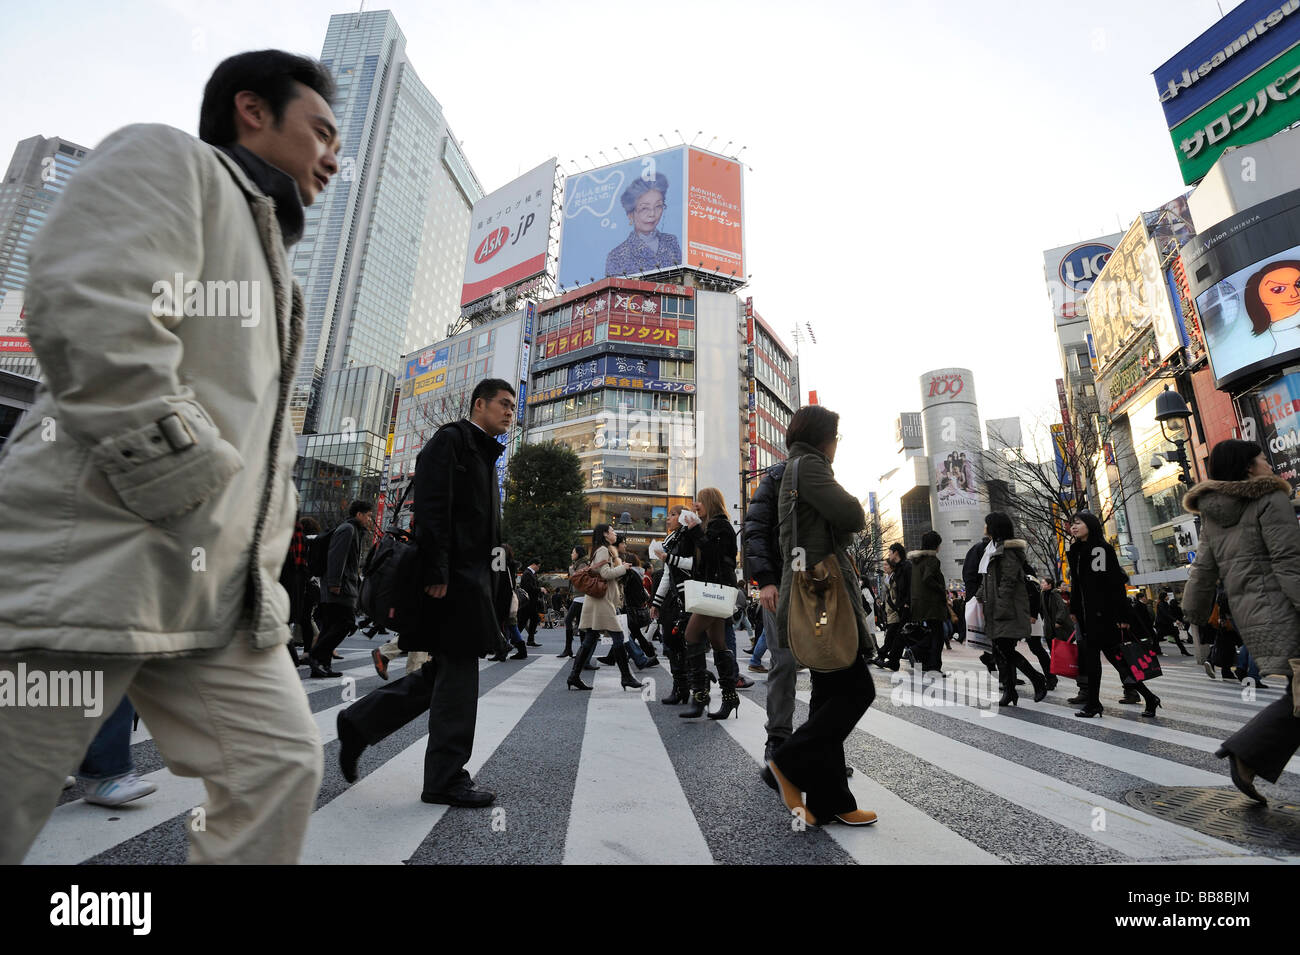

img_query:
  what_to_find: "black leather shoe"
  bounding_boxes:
[526,640,541,647]
[510,646,527,660]
[760,766,777,792]
[309,659,342,679]
[1216,747,1267,805]
[421,786,495,808]
[596,653,616,665]
[337,713,364,784]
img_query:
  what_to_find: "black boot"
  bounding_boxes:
[661,645,688,704]
[679,640,710,718]
[615,645,643,690]
[708,648,740,720]
[567,632,599,690]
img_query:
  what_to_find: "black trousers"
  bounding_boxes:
[311,602,354,665]
[1222,677,1300,782]
[524,605,539,643]
[1025,634,1052,676]
[770,655,874,820]
[342,650,481,794]
[880,623,905,665]
[563,602,583,652]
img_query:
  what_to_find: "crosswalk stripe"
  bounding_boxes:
[716,694,1003,864]
[299,654,568,865]
[886,683,1228,786]
[563,683,713,865]
[802,690,1256,860]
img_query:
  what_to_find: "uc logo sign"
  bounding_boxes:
[928,375,964,398]
[1060,244,1114,291]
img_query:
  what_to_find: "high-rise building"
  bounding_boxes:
[291,9,483,437]
[0,135,91,377]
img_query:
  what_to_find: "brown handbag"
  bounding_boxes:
[782,457,860,672]
[569,567,607,599]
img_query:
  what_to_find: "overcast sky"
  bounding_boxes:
[0,0,1239,497]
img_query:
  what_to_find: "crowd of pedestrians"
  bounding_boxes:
[1,48,1297,866]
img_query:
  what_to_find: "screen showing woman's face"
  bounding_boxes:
[1259,266,1300,323]
[630,189,665,235]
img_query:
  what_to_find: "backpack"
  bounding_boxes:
[622,571,648,608]
[357,484,420,632]
[306,527,335,578]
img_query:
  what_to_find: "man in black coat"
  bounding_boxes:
[335,379,515,808]
[873,543,912,669]
[741,460,789,762]
[520,558,544,646]
[308,500,374,678]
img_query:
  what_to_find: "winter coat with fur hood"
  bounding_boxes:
[975,540,1031,640]
[1182,474,1300,676]
[908,550,947,622]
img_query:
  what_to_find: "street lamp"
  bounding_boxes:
[1153,386,1195,488]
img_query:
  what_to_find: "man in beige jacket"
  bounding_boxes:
[0,50,340,863]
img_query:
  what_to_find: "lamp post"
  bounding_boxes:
[1153,386,1195,488]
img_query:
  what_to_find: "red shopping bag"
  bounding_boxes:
[1050,634,1079,679]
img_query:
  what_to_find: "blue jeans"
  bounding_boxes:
[79,695,134,780]
[624,624,649,666]
[749,631,768,667]
[1237,645,1262,683]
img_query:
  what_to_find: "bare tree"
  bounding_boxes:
[849,511,902,580]
[379,386,475,529]
[982,411,1143,583]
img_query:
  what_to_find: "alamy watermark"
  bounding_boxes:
[888,669,1002,717]
[151,273,261,327]
[0,663,103,718]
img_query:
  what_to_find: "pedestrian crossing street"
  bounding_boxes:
[27,629,1300,865]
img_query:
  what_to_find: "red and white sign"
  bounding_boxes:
[460,159,556,307]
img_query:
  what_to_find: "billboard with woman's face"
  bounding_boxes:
[559,148,686,288]
[1184,187,1300,388]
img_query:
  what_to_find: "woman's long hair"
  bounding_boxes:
[697,487,726,522]
[590,523,612,559]
[1067,511,1127,582]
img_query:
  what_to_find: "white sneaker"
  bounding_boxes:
[82,772,156,807]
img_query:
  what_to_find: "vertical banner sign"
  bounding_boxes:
[1057,378,1084,504]
[687,149,744,277]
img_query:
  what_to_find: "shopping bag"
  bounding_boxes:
[1113,638,1162,682]
[1050,634,1080,679]
[683,580,738,618]
[965,599,992,652]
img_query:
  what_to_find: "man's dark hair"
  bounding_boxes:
[199,50,336,146]
[349,500,374,518]
[528,557,542,567]
[984,511,1015,542]
[920,530,942,551]
[888,542,906,558]
[470,378,516,411]
[785,405,839,451]
[1207,439,1264,482]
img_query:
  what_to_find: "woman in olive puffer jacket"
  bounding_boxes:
[1182,440,1300,805]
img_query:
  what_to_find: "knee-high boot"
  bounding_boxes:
[615,645,643,690]
[661,644,688,704]
[708,648,740,720]
[567,631,599,690]
[678,640,711,718]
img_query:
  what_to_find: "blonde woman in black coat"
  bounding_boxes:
[1067,511,1159,719]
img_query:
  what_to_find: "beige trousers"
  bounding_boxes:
[378,638,428,672]
[0,637,322,864]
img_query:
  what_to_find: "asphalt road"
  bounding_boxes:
[26,625,1300,865]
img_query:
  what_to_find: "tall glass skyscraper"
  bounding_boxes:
[290,9,483,436]
[0,135,90,378]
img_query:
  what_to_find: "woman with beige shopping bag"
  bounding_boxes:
[668,488,742,720]
[766,405,877,828]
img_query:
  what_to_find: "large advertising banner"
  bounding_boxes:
[934,450,979,511]
[559,148,686,288]
[0,292,31,353]
[1239,371,1300,491]
[1042,234,1122,324]
[685,148,744,276]
[461,159,556,307]
[1085,218,1182,373]
[1153,0,1300,128]
[1183,186,1300,387]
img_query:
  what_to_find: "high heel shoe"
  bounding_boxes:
[566,675,592,691]
[1032,680,1048,703]
[998,689,1018,707]
[1140,695,1161,718]
[1215,747,1267,804]
[614,646,643,690]
[708,688,740,720]
[1044,674,1058,691]
[679,690,709,718]
[1074,703,1103,718]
